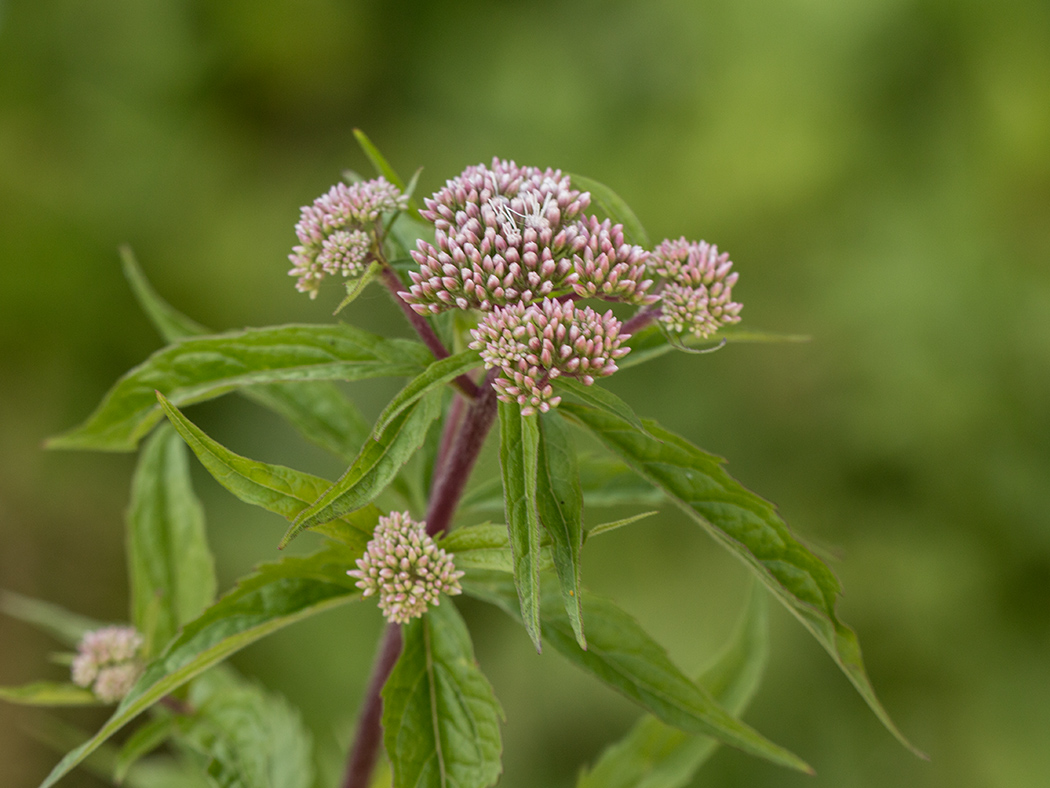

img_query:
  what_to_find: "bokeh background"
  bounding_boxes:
[2,0,1049,786]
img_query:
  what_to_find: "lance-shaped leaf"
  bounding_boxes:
[122,248,372,462]
[372,350,480,437]
[619,323,811,370]
[157,393,377,553]
[0,682,101,707]
[128,425,216,654]
[578,587,769,788]
[334,261,383,316]
[568,174,650,249]
[555,381,924,757]
[498,401,542,652]
[354,128,407,191]
[462,572,810,774]
[36,545,361,788]
[0,590,104,647]
[283,387,444,544]
[382,601,503,788]
[536,411,586,649]
[47,324,431,452]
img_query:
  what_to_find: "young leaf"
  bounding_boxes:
[567,174,650,248]
[619,323,810,370]
[47,324,431,452]
[0,590,103,647]
[353,128,406,191]
[157,393,377,553]
[334,261,383,316]
[382,601,503,788]
[461,572,810,774]
[114,715,179,783]
[536,411,586,649]
[585,511,659,540]
[498,401,542,652]
[373,349,480,437]
[128,425,216,654]
[0,682,101,707]
[36,545,361,788]
[577,588,769,788]
[556,385,924,757]
[282,388,444,544]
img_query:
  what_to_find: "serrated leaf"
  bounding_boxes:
[556,385,924,757]
[128,425,216,654]
[536,412,585,649]
[282,388,444,545]
[114,715,179,784]
[0,590,103,647]
[382,601,503,788]
[335,261,383,316]
[497,402,542,652]
[47,324,431,452]
[567,174,650,248]
[619,323,810,370]
[157,394,377,553]
[36,544,361,788]
[373,350,480,437]
[461,572,810,774]
[0,682,101,707]
[578,588,769,788]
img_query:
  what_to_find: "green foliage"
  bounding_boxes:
[127,425,216,654]
[0,590,103,648]
[0,682,101,707]
[568,174,651,248]
[497,401,543,652]
[372,350,480,437]
[114,715,181,783]
[382,602,503,788]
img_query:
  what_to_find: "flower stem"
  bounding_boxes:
[342,623,403,788]
[622,305,662,337]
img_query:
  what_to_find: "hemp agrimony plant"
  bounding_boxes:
[3,132,924,788]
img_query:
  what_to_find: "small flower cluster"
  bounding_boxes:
[348,512,463,624]
[289,177,408,298]
[70,626,144,703]
[647,238,742,339]
[470,298,630,415]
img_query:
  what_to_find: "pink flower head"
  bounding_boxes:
[469,298,631,415]
[70,625,144,703]
[648,238,743,338]
[288,177,408,298]
[571,217,656,305]
[402,159,592,313]
[348,511,463,624]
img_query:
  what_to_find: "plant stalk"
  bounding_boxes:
[342,623,403,788]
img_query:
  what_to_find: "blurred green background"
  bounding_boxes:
[2,0,1048,785]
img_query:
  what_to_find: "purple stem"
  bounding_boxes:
[378,266,479,399]
[342,624,404,788]
[622,305,662,337]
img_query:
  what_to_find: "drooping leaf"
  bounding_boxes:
[578,587,769,788]
[0,682,101,707]
[37,545,361,788]
[373,350,480,437]
[122,250,372,462]
[567,174,650,248]
[0,590,103,647]
[114,715,179,783]
[47,324,431,452]
[497,401,542,652]
[157,393,377,553]
[536,411,586,649]
[128,425,216,654]
[619,323,811,370]
[334,261,383,316]
[282,388,445,544]
[382,601,503,788]
[555,383,923,757]
[461,572,810,774]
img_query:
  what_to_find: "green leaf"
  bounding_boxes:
[619,324,810,370]
[536,412,586,649]
[568,174,650,248]
[382,602,503,788]
[0,590,103,647]
[577,455,665,508]
[354,129,406,191]
[334,261,383,316]
[157,393,377,553]
[282,388,444,545]
[47,324,431,452]
[497,401,542,652]
[128,425,216,655]
[373,350,480,437]
[0,682,101,707]
[557,386,924,758]
[439,525,514,573]
[585,511,659,540]
[122,248,373,463]
[36,545,361,788]
[578,587,769,788]
[177,668,314,788]
[555,379,646,432]
[462,573,810,774]
[114,715,179,784]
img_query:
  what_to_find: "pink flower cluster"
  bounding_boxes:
[469,298,630,415]
[402,159,652,314]
[70,626,144,703]
[648,238,743,339]
[348,511,463,624]
[289,177,408,298]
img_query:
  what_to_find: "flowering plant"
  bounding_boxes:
[2,133,922,788]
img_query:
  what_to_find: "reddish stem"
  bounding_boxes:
[622,305,662,337]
